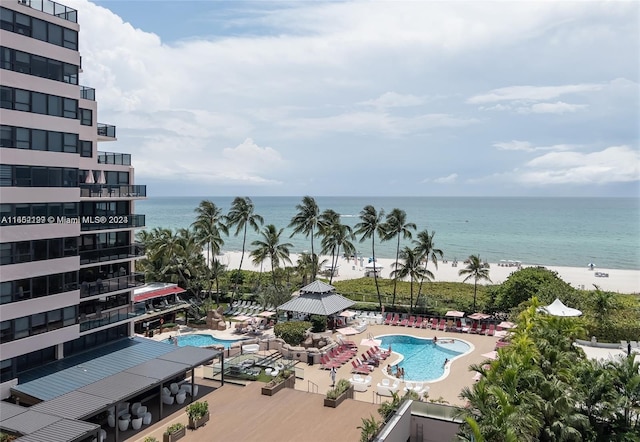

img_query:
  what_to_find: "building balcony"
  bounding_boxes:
[79,184,147,198]
[79,243,145,265]
[79,305,140,332]
[80,272,145,298]
[80,86,95,101]
[97,123,116,140]
[18,0,77,23]
[80,214,145,231]
[97,151,131,166]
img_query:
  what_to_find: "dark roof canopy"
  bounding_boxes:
[278,281,355,315]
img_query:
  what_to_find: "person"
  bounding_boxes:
[399,367,405,379]
[433,336,438,343]
[443,358,449,368]
[330,366,337,387]
[386,365,393,375]
[629,341,632,356]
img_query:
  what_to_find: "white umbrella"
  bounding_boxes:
[445,310,465,318]
[96,170,106,184]
[258,311,274,317]
[84,170,95,184]
[339,310,357,318]
[360,338,382,347]
[336,326,359,336]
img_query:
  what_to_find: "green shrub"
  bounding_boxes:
[326,378,351,399]
[164,423,185,434]
[185,401,208,420]
[143,437,158,442]
[310,315,326,332]
[274,321,311,345]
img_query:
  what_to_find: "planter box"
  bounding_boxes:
[188,412,210,430]
[261,375,295,396]
[163,426,186,442]
[324,386,354,408]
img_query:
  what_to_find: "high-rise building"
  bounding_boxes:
[0,0,147,397]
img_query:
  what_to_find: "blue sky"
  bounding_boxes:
[69,0,638,197]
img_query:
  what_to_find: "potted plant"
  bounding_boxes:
[324,379,354,408]
[261,369,294,396]
[144,438,159,442]
[163,423,185,442]
[186,400,209,429]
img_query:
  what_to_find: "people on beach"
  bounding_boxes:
[330,366,337,387]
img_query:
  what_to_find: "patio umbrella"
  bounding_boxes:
[445,310,465,318]
[468,312,491,321]
[96,170,106,184]
[336,326,359,336]
[258,311,274,317]
[234,315,251,321]
[339,310,357,318]
[84,170,95,184]
[360,338,382,347]
[481,351,498,360]
[497,321,515,329]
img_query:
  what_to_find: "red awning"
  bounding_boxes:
[134,286,185,303]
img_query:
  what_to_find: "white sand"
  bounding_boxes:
[216,251,640,294]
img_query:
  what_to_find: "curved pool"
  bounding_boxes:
[163,334,242,349]
[378,335,471,382]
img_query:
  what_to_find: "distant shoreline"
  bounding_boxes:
[215,251,640,294]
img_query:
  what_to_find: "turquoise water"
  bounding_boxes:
[378,334,470,381]
[136,196,640,269]
[163,334,241,349]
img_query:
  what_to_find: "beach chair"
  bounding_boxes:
[620,340,628,350]
[477,323,487,335]
[468,322,478,334]
[630,341,639,349]
[351,360,372,374]
[383,313,393,325]
[407,316,416,327]
[486,324,496,336]
[414,316,423,328]
[373,346,390,359]
[438,319,446,331]
[430,318,438,329]
[399,315,409,327]
[321,355,341,370]
[390,314,400,326]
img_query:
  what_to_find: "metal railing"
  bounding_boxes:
[97,151,131,165]
[79,184,147,198]
[79,306,140,332]
[80,273,145,298]
[79,243,144,265]
[97,123,116,138]
[17,0,77,23]
[80,86,95,101]
[80,214,145,231]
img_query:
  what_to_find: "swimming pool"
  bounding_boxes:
[378,335,471,382]
[163,334,242,349]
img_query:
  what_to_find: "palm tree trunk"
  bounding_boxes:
[409,278,414,314]
[310,228,316,282]
[473,279,477,311]
[232,224,249,303]
[372,236,382,310]
[329,245,337,285]
[391,235,401,307]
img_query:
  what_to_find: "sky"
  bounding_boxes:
[67,0,639,197]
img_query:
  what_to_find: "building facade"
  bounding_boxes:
[0,0,146,399]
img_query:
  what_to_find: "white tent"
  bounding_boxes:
[540,298,582,317]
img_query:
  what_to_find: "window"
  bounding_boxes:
[48,23,62,46]
[14,51,29,74]
[63,306,76,326]
[63,28,78,50]
[15,166,31,186]
[1,86,78,119]
[32,167,48,186]
[32,129,47,150]
[32,18,47,42]
[0,47,10,69]
[14,317,28,340]
[80,140,92,157]
[15,127,29,149]
[31,55,48,78]
[0,125,10,147]
[63,98,76,119]
[48,95,62,117]
[0,8,13,32]
[14,89,29,112]
[80,108,92,126]
[63,133,78,153]
[0,86,11,109]
[14,13,30,36]
[32,92,47,114]
[63,63,77,84]
[0,282,11,305]
[48,131,62,152]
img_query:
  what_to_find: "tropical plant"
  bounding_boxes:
[458,254,491,311]
[319,209,356,284]
[354,205,386,310]
[289,196,320,280]
[207,257,226,305]
[326,378,351,399]
[273,321,311,346]
[164,423,185,435]
[358,415,381,442]
[225,197,263,301]
[310,314,326,332]
[191,200,227,265]
[412,229,443,308]
[143,437,158,442]
[185,400,209,420]
[390,246,429,313]
[250,224,293,290]
[381,208,416,307]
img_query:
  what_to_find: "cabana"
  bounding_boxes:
[539,298,582,317]
[278,281,355,317]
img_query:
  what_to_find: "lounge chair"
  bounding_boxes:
[631,341,639,349]
[430,318,438,329]
[468,322,478,334]
[438,319,446,331]
[390,314,400,326]
[407,316,416,327]
[620,340,628,350]
[383,313,393,325]
[414,316,423,328]
[351,360,372,374]
[477,323,487,335]
[399,315,409,327]
[486,324,496,336]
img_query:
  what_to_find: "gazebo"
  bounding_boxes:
[278,281,355,316]
[539,298,582,317]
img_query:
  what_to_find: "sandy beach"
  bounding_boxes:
[216,251,640,294]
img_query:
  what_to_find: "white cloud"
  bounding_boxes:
[519,101,588,114]
[468,83,602,104]
[360,92,425,109]
[518,146,639,185]
[433,173,459,184]
[493,141,579,152]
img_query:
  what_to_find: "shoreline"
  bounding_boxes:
[214,251,640,294]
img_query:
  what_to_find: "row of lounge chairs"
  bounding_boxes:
[225,300,277,316]
[620,340,640,352]
[382,314,496,335]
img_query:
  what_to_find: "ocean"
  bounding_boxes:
[135,197,640,270]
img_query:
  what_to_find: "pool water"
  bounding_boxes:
[378,335,471,381]
[163,334,241,349]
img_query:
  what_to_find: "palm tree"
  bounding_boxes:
[192,200,227,264]
[296,252,315,286]
[354,205,385,310]
[225,197,264,300]
[413,229,443,309]
[390,246,428,313]
[382,208,416,307]
[208,257,226,305]
[289,196,320,281]
[459,254,491,311]
[250,224,293,290]
[319,209,355,284]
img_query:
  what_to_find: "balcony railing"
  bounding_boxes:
[97,151,131,166]
[80,273,145,298]
[80,184,147,198]
[80,214,145,231]
[97,123,116,138]
[80,86,95,101]
[17,0,77,23]
[79,243,145,265]
[79,305,140,332]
